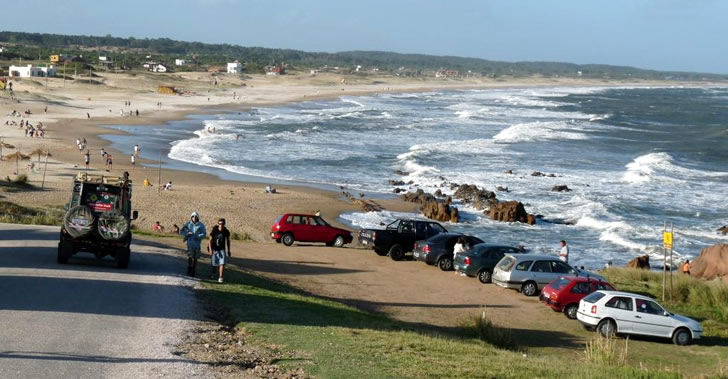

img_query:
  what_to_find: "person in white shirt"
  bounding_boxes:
[453,237,469,275]
[558,240,569,263]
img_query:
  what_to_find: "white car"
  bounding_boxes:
[576,290,702,345]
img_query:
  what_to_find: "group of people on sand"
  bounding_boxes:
[180,211,232,283]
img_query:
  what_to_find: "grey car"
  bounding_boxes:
[492,254,606,296]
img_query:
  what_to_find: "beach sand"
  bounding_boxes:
[0,70,717,239]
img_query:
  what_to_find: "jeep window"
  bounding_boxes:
[605,296,633,311]
[531,261,551,272]
[550,261,575,274]
[635,299,664,315]
[583,292,606,304]
[386,220,401,230]
[551,277,572,291]
[497,256,517,271]
[515,260,533,271]
[400,221,414,233]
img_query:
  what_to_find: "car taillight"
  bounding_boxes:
[423,245,430,254]
[372,232,376,241]
[591,305,597,314]
[464,256,471,265]
[414,242,418,250]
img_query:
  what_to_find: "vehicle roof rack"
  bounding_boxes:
[75,172,132,185]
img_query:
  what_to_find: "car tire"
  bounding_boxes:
[521,281,538,296]
[116,247,130,269]
[282,233,294,246]
[438,257,453,271]
[564,304,578,320]
[57,241,72,264]
[477,270,492,284]
[672,327,692,346]
[374,249,388,256]
[333,235,345,247]
[598,319,616,338]
[389,244,404,261]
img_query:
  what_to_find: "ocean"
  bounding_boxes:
[103,86,728,268]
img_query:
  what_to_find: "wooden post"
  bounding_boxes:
[670,223,674,301]
[41,153,49,190]
[157,151,162,195]
[662,221,666,302]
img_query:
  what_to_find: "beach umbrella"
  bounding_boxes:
[4,151,31,174]
[28,148,52,163]
[0,140,14,159]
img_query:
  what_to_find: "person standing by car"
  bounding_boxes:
[209,218,231,283]
[181,211,207,277]
[558,240,569,263]
[453,237,468,275]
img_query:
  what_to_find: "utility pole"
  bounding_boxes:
[670,223,674,301]
[662,221,667,302]
[63,61,67,87]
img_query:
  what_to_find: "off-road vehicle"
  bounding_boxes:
[57,172,138,268]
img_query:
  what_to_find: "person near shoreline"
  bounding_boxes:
[84,150,90,170]
[100,148,107,158]
[134,144,140,156]
[558,240,569,263]
[143,177,151,187]
[164,181,173,191]
[682,260,691,275]
[209,218,231,283]
[130,154,135,170]
[106,154,113,171]
[181,211,206,277]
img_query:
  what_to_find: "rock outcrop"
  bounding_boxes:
[626,255,650,270]
[690,244,728,281]
[401,189,459,223]
[388,179,405,186]
[718,226,728,235]
[453,184,496,204]
[551,185,571,192]
[487,201,534,224]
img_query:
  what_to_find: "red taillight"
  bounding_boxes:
[414,242,418,250]
[464,257,471,265]
[423,245,431,254]
[591,305,597,314]
[372,232,376,241]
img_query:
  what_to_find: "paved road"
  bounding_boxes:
[0,223,212,378]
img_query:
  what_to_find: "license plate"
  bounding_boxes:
[72,218,89,226]
[413,252,420,258]
[362,240,368,245]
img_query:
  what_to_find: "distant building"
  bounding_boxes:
[9,64,57,78]
[265,64,286,76]
[151,64,168,73]
[175,59,187,66]
[50,54,67,63]
[355,65,362,72]
[435,69,460,78]
[227,61,243,74]
[98,56,108,62]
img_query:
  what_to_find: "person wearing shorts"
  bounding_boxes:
[180,211,206,276]
[209,218,231,283]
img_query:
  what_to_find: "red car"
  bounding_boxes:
[540,276,615,319]
[271,213,353,247]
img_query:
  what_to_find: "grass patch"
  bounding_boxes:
[231,231,253,241]
[585,335,628,367]
[463,311,518,350]
[197,265,681,378]
[0,200,63,226]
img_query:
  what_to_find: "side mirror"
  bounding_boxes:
[132,210,139,220]
[664,311,671,317]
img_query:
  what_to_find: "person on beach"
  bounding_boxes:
[209,218,231,283]
[558,240,569,263]
[180,211,206,277]
[172,224,180,234]
[164,181,173,190]
[84,150,90,170]
[453,237,469,275]
[135,109,139,117]
[143,177,151,187]
[130,154,135,169]
[100,148,107,158]
[153,221,164,233]
[134,144,140,156]
[106,154,113,171]
[682,260,691,275]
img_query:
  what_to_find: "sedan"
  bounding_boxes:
[412,233,484,271]
[453,244,525,283]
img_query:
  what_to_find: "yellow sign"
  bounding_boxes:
[663,232,673,249]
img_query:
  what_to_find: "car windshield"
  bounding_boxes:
[583,292,606,303]
[550,278,571,291]
[430,223,447,233]
[274,215,283,223]
[497,256,516,271]
[386,220,401,230]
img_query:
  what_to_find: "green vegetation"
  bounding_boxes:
[585,336,628,367]
[199,265,682,378]
[2,31,728,80]
[0,200,63,226]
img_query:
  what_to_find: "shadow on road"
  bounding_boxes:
[0,351,203,365]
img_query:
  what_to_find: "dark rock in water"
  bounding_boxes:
[531,171,544,177]
[393,188,404,194]
[445,196,452,205]
[401,189,459,223]
[547,173,556,177]
[407,180,415,185]
[453,184,497,205]
[450,207,459,223]
[437,175,447,181]
[504,170,513,175]
[488,201,530,224]
[449,183,459,190]
[434,189,443,197]
[394,170,410,176]
[389,179,405,186]
[496,186,509,192]
[551,185,571,192]
[626,255,650,270]
[527,214,536,225]
[718,226,728,235]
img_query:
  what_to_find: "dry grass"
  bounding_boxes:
[584,335,628,367]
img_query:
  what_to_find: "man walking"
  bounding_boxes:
[209,218,231,283]
[84,150,90,170]
[558,240,569,263]
[180,211,207,276]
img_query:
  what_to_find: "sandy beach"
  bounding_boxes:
[0,70,717,239]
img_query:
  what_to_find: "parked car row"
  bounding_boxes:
[274,215,702,345]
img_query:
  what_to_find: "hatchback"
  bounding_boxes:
[540,276,615,319]
[271,213,353,247]
[453,244,525,283]
[413,233,484,271]
[577,290,702,345]
[492,254,605,296]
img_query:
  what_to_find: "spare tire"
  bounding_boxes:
[63,205,96,238]
[98,209,130,241]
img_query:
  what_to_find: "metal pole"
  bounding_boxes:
[41,153,49,190]
[63,61,66,87]
[662,221,666,302]
[670,223,674,301]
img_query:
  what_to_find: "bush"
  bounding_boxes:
[231,231,252,241]
[466,311,517,350]
[584,335,627,367]
[12,174,27,184]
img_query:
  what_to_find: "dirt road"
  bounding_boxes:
[0,223,213,378]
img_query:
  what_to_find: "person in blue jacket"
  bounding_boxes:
[180,211,207,276]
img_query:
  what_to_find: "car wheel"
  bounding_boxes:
[598,319,616,338]
[282,233,294,246]
[116,247,130,269]
[57,241,72,264]
[564,304,578,320]
[333,235,345,247]
[521,281,538,296]
[477,270,492,284]
[389,244,404,261]
[438,257,453,271]
[672,327,692,346]
[374,249,388,256]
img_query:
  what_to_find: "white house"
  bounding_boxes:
[151,64,167,73]
[9,64,57,78]
[227,61,242,74]
[175,59,187,66]
[99,56,108,62]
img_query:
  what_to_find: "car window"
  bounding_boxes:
[400,221,414,233]
[583,292,606,303]
[491,250,505,261]
[594,282,615,291]
[311,217,327,226]
[498,256,517,271]
[469,236,484,245]
[429,223,447,234]
[551,277,571,291]
[605,296,633,311]
[531,261,552,273]
[425,224,441,238]
[292,215,308,225]
[507,248,522,255]
[551,261,574,274]
[571,282,591,294]
[285,215,293,223]
[515,260,533,271]
[635,299,664,315]
[386,219,401,230]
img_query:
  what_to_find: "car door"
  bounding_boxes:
[529,260,553,287]
[633,298,672,337]
[293,215,313,241]
[310,216,331,243]
[603,296,634,333]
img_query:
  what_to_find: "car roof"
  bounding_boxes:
[472,243,522,249]
[557,276,610,283]
[504,254,561,260]
[593,290,655,301]
[281,213,319,217]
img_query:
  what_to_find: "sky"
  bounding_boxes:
[3,0,726,74]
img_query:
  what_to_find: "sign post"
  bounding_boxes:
[662,225,674,301]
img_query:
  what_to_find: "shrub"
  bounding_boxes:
[467,311,517,350]
[584,335,627,367]
[231,231,252,241]
[12,174,28,184]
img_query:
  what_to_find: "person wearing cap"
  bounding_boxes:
[180,211,207,276]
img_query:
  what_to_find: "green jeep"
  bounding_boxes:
[57,172,138,268]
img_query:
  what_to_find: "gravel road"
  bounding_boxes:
[0,223,213,378]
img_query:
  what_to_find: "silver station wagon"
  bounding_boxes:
[492,254,606,296]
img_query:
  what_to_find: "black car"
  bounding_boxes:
[358,219,448,261]
[453,243,525,283]
[412,233,484,271]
